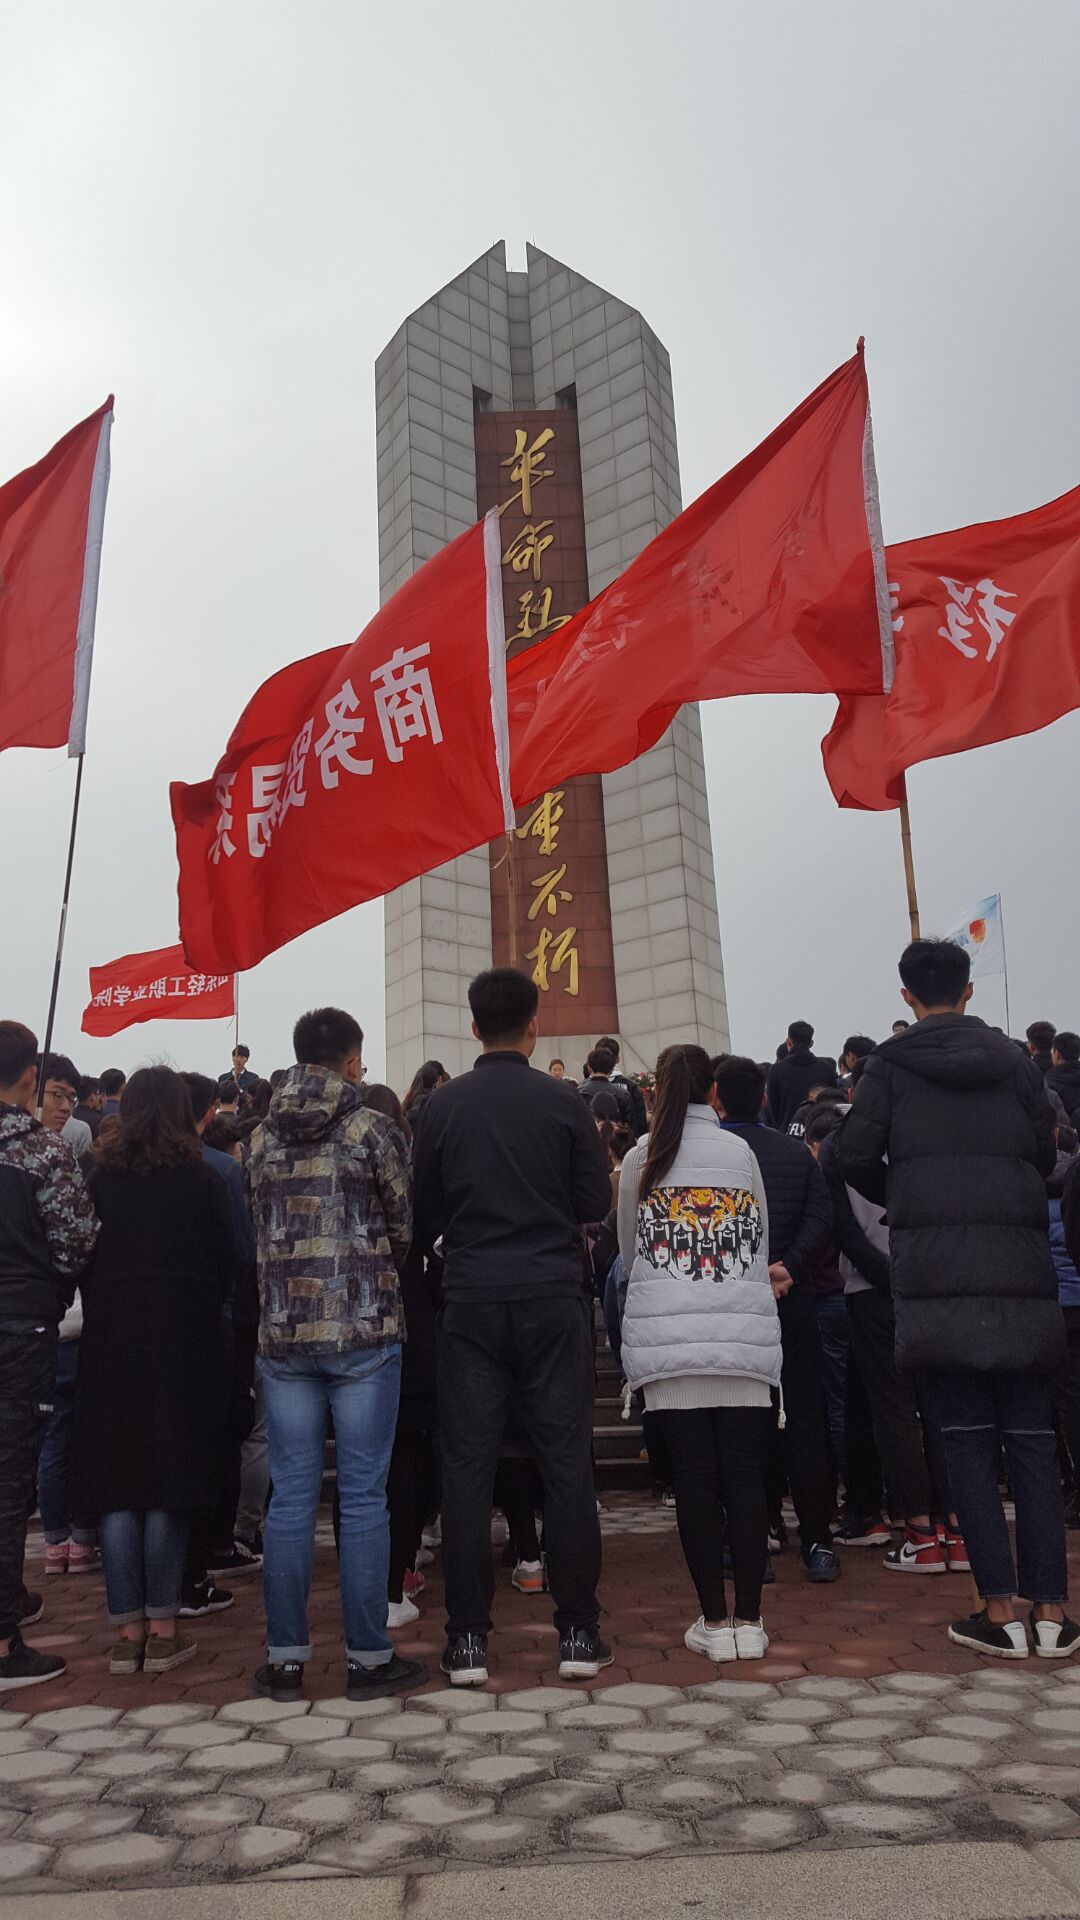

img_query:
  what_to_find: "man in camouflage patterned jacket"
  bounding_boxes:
[0,1021,98,1693]
[246,1006,424,1705]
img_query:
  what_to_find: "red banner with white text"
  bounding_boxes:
[82,945,234,1037]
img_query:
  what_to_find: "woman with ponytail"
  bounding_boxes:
[617,1045,782,1661]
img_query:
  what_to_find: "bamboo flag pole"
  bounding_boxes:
[898,776,921,942]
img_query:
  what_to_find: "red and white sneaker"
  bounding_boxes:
[940,1529,971,1573]
[44,1542,69,1577]
[68,1542,100,1576]
[403,1567,425,1599]
[884,1527,947,1573]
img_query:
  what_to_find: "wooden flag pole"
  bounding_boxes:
[36,754,86,1113]
[898,776,921,942]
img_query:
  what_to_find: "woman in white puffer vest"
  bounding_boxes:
[618,1044,783,1662]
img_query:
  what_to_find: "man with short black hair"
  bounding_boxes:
[596,1035,648,1138]
[891,1020,911,1036]
[579,1047,632,1128]
[766,1022,839,1133]
[840,939,1074,1658]
[1049,1033,1080,1118]
[220,1045,257,1097]
[246,1007,422,1704]
[711,1055,840,1584]
[413,967,613,1685]
[74,1077,103,1139]
[99,1069,125,1117]
[38,1055,91,1161]
[0,1021,98,1691]
[840,1035,876,1081]
[1027,1021,1057,1078]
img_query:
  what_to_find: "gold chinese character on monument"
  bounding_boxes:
[502,520,554,581]
[517,789,565,858]
[528,865,572,920]
[527,925,580,998]
[508,587,571,648]
[498,427,555,517]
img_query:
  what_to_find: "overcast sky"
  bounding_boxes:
[4,1,1079,1083]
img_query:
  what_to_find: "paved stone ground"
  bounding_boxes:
[3,1497,1079,1898]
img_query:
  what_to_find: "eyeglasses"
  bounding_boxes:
[46,1088,78,1107]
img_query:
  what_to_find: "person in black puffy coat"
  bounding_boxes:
[838,938,1075,1662]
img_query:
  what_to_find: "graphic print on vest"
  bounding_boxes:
[638,1187,763,1282]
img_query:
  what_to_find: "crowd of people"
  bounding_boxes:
[3,940,1080,1698]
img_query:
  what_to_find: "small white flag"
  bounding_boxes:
[944,894,1005,979]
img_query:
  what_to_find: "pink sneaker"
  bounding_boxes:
[44,1541,69,1577]
[68,1542,100,1575]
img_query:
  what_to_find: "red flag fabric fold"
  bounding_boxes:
[82,945,234,1038]
[822,480,1080,808]
[507,348,891,804]
[0,398,114,756]
[171,514,513,974]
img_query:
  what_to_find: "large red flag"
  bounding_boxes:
[823,480,1080,809]
[171,514,514,973]
[82,945,235,1038]
[507,347,891,803]
[0,397,114,756]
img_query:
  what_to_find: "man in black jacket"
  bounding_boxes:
[413,968,612,1686]
[1048,1032,1080,1123]
[766,1022,839,1133]
[712,1055,840,1583]
[596,1036,648,1138]
[839,939,1074,1660]
[0,1021,98,1692]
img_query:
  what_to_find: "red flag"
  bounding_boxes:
[507,347,891,803]
[0,398,114,756]
[81,945,234,1038]
[823,480,1080,809]
[171,514,514,973]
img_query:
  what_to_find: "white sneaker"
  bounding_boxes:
[685,1616,736,1662]
[490,1512,509,1548]
[733,1618,769,1660]
[421,1518,442,1550]
[414,1546,434,1568]
[1032,1613,1080,1658]
[386,1597,420,1629]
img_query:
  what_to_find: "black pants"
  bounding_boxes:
[387,1409,438,1602]
[0,1326,57,1640]
[776,1286,834,1550]
[843,1332,885,1519]
[494,1457,543,1563]
[438,1294,600,1638]
[184,1320,254,1585]
[1053,1306,1080,1492]
[658,1406,770,1620]
[846,1289,951,1521]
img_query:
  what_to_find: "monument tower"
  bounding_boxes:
[376,244,729,1088]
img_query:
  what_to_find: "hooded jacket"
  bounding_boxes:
[837,1014,1060,1374]
[1048,1059,1080,1122]
[0,1104,98,1325]
[1047,1151,1080,1310]
[617,1106,781,1404]
[247,1065,411,1356]
[766,1046,838,1133]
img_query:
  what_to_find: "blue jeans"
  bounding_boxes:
[99,1511,189,1625]
[259,1343,401,1665]
[816,1292,848,1482]
[38,1342,95,1546]
[927,1370,1067,1604]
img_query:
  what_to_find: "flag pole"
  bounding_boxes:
[506,833,519,967]
[897,776,921,941]
[1000,897,1012,1034]
[36,754,86,1112]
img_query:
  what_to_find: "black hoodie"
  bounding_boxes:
[837,1014,1061,1374]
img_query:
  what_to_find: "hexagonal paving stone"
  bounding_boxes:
[500,1688,575,1714]
[507,1731,601,1759]
[679,1744,783,1778]
[958,1690,1029,1713]
[287,1792,373,1828]
[754,1697,834,1723]
[570,1810,685,1855]
[445,1815,551,1860]
[155,1721,254,1750]
[0,1730,49,1754]
[660,1701,737,1728]
[0,1842,53,1882]
[350,1759,441,1791]
[23,1806,139,1843]
[0,1750,77,1782]
[987,1761,1080,1793]
[56,1833,179,1879]
[874,1673,955,1695]
[55,1728,149,1756]
[740,1723,813,1748]
[821,1716,897,1742]
[689,1680,774,1702]
[933,1714,1014,1740]
[822,1802,950,1839]
[596,1684,683,1709]
[84,1750,180,1780]
[697,1806,817,1851]
[448,1711,543,1737]
[405,1690,490,1716]
[218,1699,312,1726]
[150,1795,264,1835]
[362,1717,446,1747]
[315,1696,405,1721]
[608,1728,705,1756]
[622,1774,740,1813]
[786,1677,864,1700]
[798,1746,891,1775]
[1033,1709,1080,1733]
[505,1777,619,1820]
[312,1824,436,1872]
[894,1736,988,1769]
[185,1741,291,1773]
[261,1716,349,1746]
[563,1751,665,1783]
[553,1704,641,1730]
[962,1792,1080,1837]
[384,1786,495,1826]
[226,1825,303,1871]
[302,1737,394,1765]
[864,1765,972,1799]
[31,1708,120,1734]
[449,1754,550,1792]
[121,1703,207,1729]
[754,1772,837,1808]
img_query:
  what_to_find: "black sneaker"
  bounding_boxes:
[834,1516,892,1547]
[178,1581,234,1617]
[948,1609,1028,1658]
[18,1591,43,1627]
[803,1542,841,1583]
[558,1629,615,1680]
[440,1633,489,1687]
[253,1659,304,1702]
[237,1529,264,1557]
[0,1634,66,1692]
[768,1517,789,1553]
[1031,1611,1080,1659]
[347,1654,427,1700]
[208,1542,262,1577]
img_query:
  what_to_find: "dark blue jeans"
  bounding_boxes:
[99,1510,189,1625]
[37,1341,96,1546]
[927,1370,1067,1604]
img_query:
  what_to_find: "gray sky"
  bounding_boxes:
[3,0,1079,1083]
